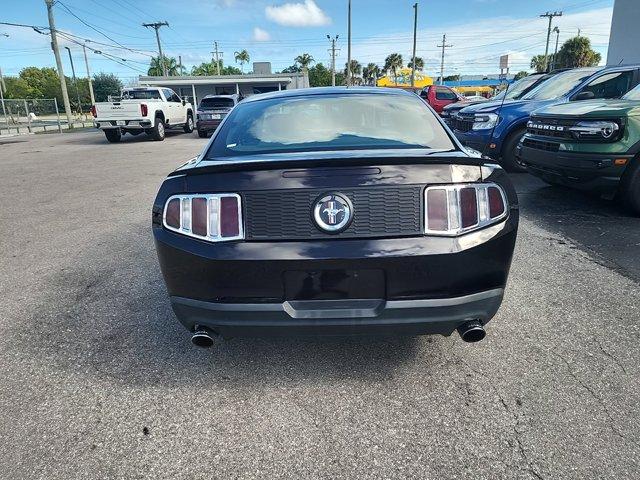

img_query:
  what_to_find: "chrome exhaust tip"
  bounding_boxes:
[457,320,486,343]
[191,327,217,348]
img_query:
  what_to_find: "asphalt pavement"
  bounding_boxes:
[0,130,638,479]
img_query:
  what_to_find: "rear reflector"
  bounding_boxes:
[165,198,180,229]
[426,189,448,231]
[220,196,240,237]
[140,103,148,117]
[424,183,507,236]
[163,194,243,242]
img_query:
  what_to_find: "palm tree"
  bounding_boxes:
[530,54,548,73]
[384,53,403,85]
[234,49,250,73]
[148,55,179,76]
[344,59,362,76]
[363,63,380,85]
[295,53,315,70]
[408,56,424,71]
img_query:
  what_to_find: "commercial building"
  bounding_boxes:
[138,62,308,109]
[607,0,640,65]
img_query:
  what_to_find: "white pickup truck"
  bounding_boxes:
[91,87,194,143]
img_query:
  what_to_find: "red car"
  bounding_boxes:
[419,85,464,114]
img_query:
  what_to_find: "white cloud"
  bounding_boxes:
[265,0,331,27]
[252,27,271,41]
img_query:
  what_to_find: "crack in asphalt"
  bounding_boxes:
[448,343,547,480]
[593,337,628,375]
[547,349,633,444]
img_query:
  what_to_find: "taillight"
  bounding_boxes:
[140,103,148,117]
[424,183,507,236]
[90,105,97,118]
[163,194,243,242]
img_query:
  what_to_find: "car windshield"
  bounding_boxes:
[206,93,455,158]
[521,68,599,101]
[622,84,640,100]
[501,75,544,100]
[121,90,161,100]
[200,97,235,109]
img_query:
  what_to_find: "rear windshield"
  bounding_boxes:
[122,90,161,100]
[521,68,598,101]
[200,97,235,108]
[206,93,455,158]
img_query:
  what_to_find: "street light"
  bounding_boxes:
[551,26,560,71]
[64,46,83,115]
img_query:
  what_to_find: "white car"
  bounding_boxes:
[91,87,194,143]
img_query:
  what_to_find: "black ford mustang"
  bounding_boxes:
[152,87,518,347]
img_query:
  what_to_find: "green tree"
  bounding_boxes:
[514,71,529,80]
[408,57,424,71]
[344,59,362,76]
[308,63,332,87]
[148,55,179,76]
[530,54,548,73]
[384,53,403,85]
[191,61,218,76]
[295,53,315,70]
[443,74,460,81]
[363,63,380,86]
[555,36,601,69]
[280,65,302,73]
[221,65,242,75]
[234,49,250,73]
[14,67,61,98]
[92,72,123,102]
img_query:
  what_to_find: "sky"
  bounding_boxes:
[0,0,614,83]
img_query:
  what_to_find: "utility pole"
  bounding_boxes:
[0,67,7,126]
[551,26,560,71]
[437,34,452,85]
[178,55,183,76]
[347,0,352,86]
[540,11,562,72]
[327,35,339,86]
[143,21,169,76]
[410,3,418,88]
[82,44,95,105]
[212,42,222,75]
[64,47,83,115]
[45,0,73,127]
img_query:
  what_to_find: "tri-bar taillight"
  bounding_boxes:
[163,194,243,242]
[424,183,508,236]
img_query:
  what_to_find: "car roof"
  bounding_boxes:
[241,86,415,103]
[202,94,239,99]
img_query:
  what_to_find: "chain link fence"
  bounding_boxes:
[0,98,93,135]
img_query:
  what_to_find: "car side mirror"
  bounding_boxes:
[574,91,595,101]
[182,99,186,106]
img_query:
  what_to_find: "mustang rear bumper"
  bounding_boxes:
[170,288,504,337]
[153,211,517,336]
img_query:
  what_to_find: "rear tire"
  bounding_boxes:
[150,117,165,141]
[183,113,194,133]
[500,128,527,173]
[197,129,208,138]
[104,129,121,143]
[619,160,640,215]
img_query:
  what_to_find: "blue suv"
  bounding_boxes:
[451,66,640,171]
